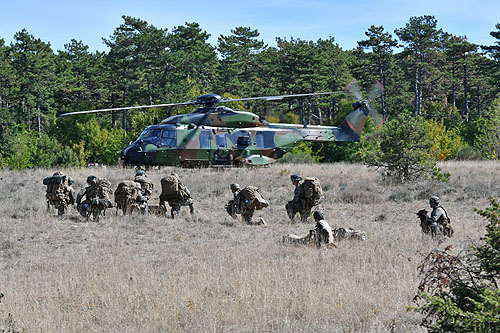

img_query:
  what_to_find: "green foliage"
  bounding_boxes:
[360,112,436,182]
[76,118,127,165]
[3,127,38,169]
[412,198,500,331]
[456,145,482,160]
[425,118,463,160]
[277,142,322,164]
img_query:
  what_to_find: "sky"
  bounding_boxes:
[0,0,499,52]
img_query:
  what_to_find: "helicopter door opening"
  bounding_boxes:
[214,133,230,165]
[256,133,264,148]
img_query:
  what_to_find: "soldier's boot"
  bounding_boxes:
[171,208,180,219]
[57,201,67,216]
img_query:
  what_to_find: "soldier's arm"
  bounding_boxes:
[292,186,302,202]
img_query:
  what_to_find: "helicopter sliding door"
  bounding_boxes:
[156,128,177,164]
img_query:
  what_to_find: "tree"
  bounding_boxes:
[217,26,267,97]
[359,111,436,182]
[395,16,443,115]
[9,29,56,135]
[357,25,398,116]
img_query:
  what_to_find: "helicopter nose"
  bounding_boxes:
[121,144,146,164]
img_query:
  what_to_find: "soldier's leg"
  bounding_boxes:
[170,201,181,218]
[242,210,254,224]
[286,202,296,220]
[57,200,67,216]
[189,203,194,214]
[226,201,237,219]
[301,209,311,223]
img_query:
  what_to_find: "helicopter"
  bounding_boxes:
[60,81,384,167]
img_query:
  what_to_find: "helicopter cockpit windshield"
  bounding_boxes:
[137,128,161,145]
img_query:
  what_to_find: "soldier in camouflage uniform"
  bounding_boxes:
[225,183,266,226]
[429,196,453,237]
[134,169,154,213]
[160,173,194,218]
[76,176,97,218]
[44,171,76,215]
[285,174,309,223]
[76,176,112,220]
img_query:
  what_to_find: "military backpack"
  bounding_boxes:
[238,186,269,211]
[96,178,113,200]
[160,175,179,200]
[44,172,72,202]
[301,177,322,200]
[114,180,141,208]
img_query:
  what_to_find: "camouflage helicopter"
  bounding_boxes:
[60,81,384,167]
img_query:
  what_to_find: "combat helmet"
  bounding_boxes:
[430,196,440,206]
[230,183,240,191]
[290,174,302,182]
[86,175,97,184]
[313,210,325,221]
[135,169,146,177]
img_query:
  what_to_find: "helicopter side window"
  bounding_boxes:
[160,130,177,148]
[256,133,264,148]
[199,131,211,149]
[237,135,251,146]
[216,134,226,148]
[139,128,161,145]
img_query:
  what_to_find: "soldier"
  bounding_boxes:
[76,176,113,220]
[282,210,334,247]
[134,169,154,213]
[313,210,334,246]
[225,183,267,226]
[429,196,453,237]
[76,176,97,218]
[44,171,76,215]
[285,174,305,222]
[159,173,194,218]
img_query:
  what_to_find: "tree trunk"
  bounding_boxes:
[463,62,469,122]
[378,62,386,118]
[417,66,423,116]
[451,63,456,107]
[414,68,419,115]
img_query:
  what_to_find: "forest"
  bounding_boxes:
[0,14,499,169]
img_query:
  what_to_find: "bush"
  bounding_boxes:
[456,145,482,160]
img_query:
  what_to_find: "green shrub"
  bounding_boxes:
[456,145,482,160]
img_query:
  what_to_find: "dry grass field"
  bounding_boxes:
[1,161,499,332]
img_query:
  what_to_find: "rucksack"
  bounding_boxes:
[44,172,71,202]
[238,186,269,211]
[301,177,322,200]
[96,178,113,200]
[160,175,179,198]
[114,180,140,208]
[134,175,153,195]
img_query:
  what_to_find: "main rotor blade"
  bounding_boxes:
[219,91,345,103]
[58,101,196,117]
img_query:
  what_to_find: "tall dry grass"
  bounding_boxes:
[0,161,498,332]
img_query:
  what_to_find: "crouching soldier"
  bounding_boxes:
[134,169,154,213]
[225,183,268,226]
[429,196,454,237]
[285,175,322,223]
[159,173,194,218]
[76,176,113,221]
[43,171,76,215]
